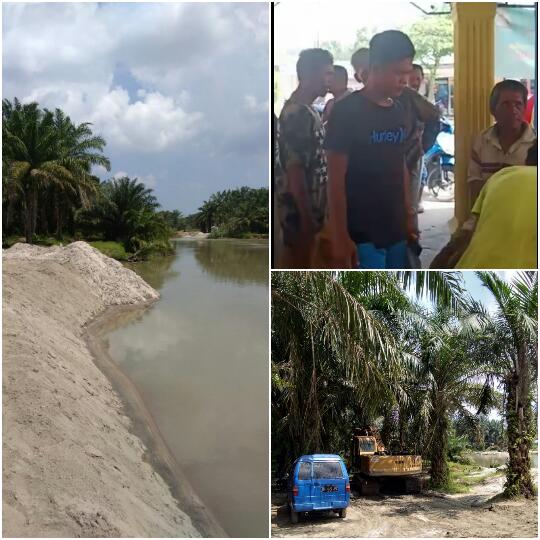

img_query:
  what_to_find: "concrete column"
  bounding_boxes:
[452,2,497,224]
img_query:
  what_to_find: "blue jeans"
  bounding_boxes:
[357,241,407,269]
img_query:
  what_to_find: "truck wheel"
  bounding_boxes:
[339,508,347,518]
[290,508,299,524]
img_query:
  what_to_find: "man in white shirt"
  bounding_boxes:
[468,79,536,206]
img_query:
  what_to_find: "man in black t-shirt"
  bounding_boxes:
[324,30,417,269]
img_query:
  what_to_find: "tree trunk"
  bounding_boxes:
[504,355,535,498]
[40,201,48,237]
[24,190,33,244]
[429,396,449,488]
[31,188,38,242]
[55,193,63,239]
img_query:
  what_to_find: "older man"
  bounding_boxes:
[468,79,536,206]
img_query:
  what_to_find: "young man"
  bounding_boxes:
[468,79,536,206]
[277,48,334,268]
[322,65,351,124]
[405,63,435,215]
[324,30,418,269]
[408,63,424,93]
[350,47,370,86]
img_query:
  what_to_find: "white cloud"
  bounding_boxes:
[3,2,268,212]
[111,171,156,190]
[91,88,203,152]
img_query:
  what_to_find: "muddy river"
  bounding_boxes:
[104,239,269,537]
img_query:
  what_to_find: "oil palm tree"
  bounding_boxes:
[84,176,164,251]
[468,272,538,498]
[271,271,466,475]
[2,99,110,242]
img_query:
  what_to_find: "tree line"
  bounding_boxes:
[272,271,537,498]
[2,98,268,258]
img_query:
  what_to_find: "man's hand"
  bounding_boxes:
[407,209,419,243]
[326,231,358,269]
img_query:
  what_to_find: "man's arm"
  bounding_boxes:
[402,86,440,151]
[285,163,315,239]
[430,215,477,269]
[403,162,418,240]
[467,138,484,207]
[322,98,335,125]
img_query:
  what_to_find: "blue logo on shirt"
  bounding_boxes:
[369,127,405,144]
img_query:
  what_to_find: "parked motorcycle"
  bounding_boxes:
[424,117,455,201]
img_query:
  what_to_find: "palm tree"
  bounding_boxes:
[48,108,110,237]
[470,272,537,498]
[83,176,165,251]
[271,271,466,475]
[407,308,499,488]
[2,99,110,242]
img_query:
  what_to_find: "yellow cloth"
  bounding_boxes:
[457,166,537,269]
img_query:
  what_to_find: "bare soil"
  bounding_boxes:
[272,472,538,538]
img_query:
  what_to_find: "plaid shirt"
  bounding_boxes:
[468,123,536,185]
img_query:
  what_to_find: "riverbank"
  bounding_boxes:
[2,241,225,537]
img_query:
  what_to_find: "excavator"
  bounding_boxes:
[349,426,424,495]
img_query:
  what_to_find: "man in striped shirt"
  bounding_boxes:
[468,79,536,206]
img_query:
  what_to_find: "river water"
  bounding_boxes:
[104,239,269,537]
[464,451,538,469]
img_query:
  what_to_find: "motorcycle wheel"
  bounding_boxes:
[427,164,454,202]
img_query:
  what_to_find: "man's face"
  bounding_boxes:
[372,57,413,98]
[353,62,369,85]
[311,64,334,97]
[408,68,423,92]
[329,72,348,96]
[493,89,525,130]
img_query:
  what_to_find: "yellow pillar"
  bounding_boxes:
[452,2,496,224]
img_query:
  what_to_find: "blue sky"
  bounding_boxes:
[408,271,520,312]
[2,2,269,214]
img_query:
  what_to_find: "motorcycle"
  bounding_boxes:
[424,117,455,201]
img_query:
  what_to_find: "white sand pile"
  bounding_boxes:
[2,242,202,537]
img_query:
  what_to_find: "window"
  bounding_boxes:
[313,461,344,479]
[298,462,311,480]
[358,439,376,452]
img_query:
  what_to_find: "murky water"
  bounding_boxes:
[464,451,538,468]
[105,239,269,537]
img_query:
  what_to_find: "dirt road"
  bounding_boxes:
[272,473,538,537]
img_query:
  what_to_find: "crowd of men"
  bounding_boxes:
[274,29,537,269]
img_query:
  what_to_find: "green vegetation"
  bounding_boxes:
[187,187,268,238]
[3,98,268,259]
[89,241,129,261]
[438,462,503,494]
[2,99,173,259]
[272,272,537,499]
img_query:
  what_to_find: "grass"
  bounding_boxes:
[435,461,504,494]
[89,241,130,261]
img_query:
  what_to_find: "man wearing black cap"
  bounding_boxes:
[324,30,420,268]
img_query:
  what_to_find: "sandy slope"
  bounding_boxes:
[2,242,222,537]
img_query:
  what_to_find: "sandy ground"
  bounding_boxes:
[2,242,224,538]
[272,471,538,538]
[173,231,209,239]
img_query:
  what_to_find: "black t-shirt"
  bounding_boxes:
[324,90,408,248]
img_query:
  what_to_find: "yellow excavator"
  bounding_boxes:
[350,427,424,494]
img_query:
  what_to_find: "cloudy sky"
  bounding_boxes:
[3,2,269,214]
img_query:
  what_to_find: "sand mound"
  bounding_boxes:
[2,242,201,537]
[4,241,159,305]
